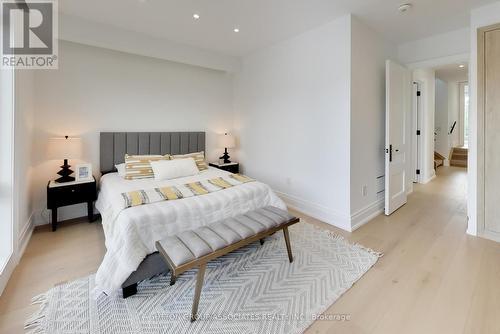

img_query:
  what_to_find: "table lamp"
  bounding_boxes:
[218,133,236,164]
[47,136,82,183]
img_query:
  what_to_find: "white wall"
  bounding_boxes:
[31,41,234,225]
[350,17,396,228]
[469,0,500,237]
[435,78,449,159]
[398,28,470,66]
[235,15,394,231]
[413,68,436,183]
[234,15,353,230]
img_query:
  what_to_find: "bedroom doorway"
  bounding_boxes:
[410,62,469,185]
[385,58,469,216]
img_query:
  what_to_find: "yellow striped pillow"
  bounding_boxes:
[172,151,208,171]
[124,154,171,180]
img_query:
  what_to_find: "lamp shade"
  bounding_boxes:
[218,133,236,148]
[47,136,82,160]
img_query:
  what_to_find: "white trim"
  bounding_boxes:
[406,53,470,70]
[466,224,477,236]
[0,213,34,296]
[480,230,500,243]
[421,171,436,184]
[275,191,351,231]
[350,199,384,232]
[17,213,34,262]
[0,255,16,297]
[0,67,15,296]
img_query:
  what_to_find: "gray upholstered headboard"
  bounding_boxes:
[100,132,205,174]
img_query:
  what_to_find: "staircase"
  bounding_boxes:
[450,147,468,168]
[434,152,445,169]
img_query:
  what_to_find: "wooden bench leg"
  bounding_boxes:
[170,273,176,286]
[122,283,137,298]
[191,263,207,322]
[283,226,293,263]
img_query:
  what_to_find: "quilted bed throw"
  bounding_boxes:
[121,174,254,208]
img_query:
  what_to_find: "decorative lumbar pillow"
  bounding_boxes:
[115,163,126,178]
[150,158,199,181]
[124,154,171,180]
[172,151,208,171]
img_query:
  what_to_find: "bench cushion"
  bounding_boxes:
[156,206,295,268]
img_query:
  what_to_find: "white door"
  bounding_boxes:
[385,60,411,215]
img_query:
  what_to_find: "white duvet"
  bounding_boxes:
[95,167,286,294]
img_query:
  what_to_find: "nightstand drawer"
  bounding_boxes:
[47,181,97,209]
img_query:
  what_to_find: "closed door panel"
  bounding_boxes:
[385,60,411,215]
[485,28,500,233]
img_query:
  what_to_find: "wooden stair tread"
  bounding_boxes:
[449,147,468,168]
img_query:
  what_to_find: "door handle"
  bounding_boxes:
[386,144,393,162]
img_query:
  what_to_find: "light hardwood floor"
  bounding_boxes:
[1,167,499,334]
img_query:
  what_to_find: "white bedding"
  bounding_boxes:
[95,167,286,294]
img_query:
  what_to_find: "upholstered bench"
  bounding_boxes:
[155,206,299,321]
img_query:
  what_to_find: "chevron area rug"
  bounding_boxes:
[26,223,381,334]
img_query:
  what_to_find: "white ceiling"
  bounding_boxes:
[435,63,469,82]
[59,0,498,57]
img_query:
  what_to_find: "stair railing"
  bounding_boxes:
[449,121,457,135]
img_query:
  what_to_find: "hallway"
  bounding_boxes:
[306,166,499,334]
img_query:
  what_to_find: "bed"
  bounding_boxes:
[95,132,286,296]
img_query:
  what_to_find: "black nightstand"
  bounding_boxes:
[47,177,97,231]
[209,162,239,174]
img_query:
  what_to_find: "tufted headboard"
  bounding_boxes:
[100,132,205,174]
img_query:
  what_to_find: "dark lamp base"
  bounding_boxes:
[219,148,231,164]
[55,159,75,183]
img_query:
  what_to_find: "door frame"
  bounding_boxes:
[477,23,500,240]
[412,81,423,183]
[458,81,468,147]
[385,60,411,215]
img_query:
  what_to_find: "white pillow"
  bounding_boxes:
[150,158,199,181]
[115,163,126,178]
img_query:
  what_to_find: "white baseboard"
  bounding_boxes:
[480,230,500,243]
[275,191,382,232]
[0,214,34,296]
[421,171,436,184]
[466,227,477,236]
[18,213,34,261]
[0,254,16,297]
[275,191,351,231]
[350,199,384,232]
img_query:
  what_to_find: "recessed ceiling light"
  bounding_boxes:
[459,64,465,68]
[193,13,200,20]
[398,3,412,13]
[233,28,240,33]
